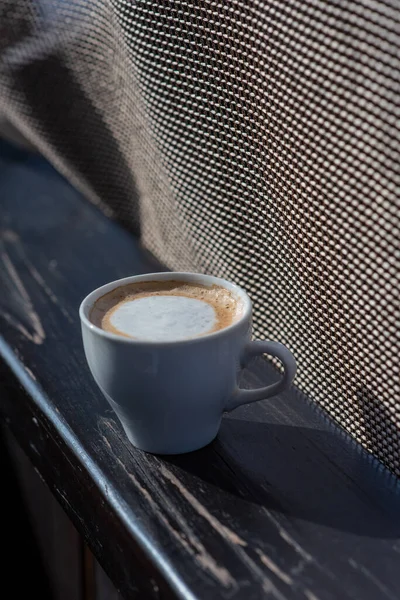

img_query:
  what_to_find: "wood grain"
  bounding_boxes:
[0,141,399,599]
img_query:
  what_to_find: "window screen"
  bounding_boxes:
[1,1,399,474]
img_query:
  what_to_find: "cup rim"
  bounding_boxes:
[79,272,252,346]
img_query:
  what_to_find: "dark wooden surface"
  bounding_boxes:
[0,427,53,598]
[1,141,399,600]
[4,429,84,600]
[5,427,124,600]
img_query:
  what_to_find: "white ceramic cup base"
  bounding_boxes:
[122,415,220,455]
[79,272,296,455]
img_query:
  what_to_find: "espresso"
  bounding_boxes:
[90,280,242,341]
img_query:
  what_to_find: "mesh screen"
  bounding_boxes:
[0,1,399,475]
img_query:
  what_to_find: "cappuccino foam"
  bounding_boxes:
[90,280,242,341]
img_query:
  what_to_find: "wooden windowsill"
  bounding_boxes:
[1,141,399,599]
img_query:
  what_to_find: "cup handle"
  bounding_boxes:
[225,341,296,412]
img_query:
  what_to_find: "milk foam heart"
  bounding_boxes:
[109,295,217,341]
[90,280,242,341]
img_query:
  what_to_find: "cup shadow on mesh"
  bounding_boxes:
[355,384,400,478]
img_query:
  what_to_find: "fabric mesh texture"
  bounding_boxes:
[0,1,399,475]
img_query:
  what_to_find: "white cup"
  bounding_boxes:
[79,272,296,454]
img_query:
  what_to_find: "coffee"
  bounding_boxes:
[90,280,243,341]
